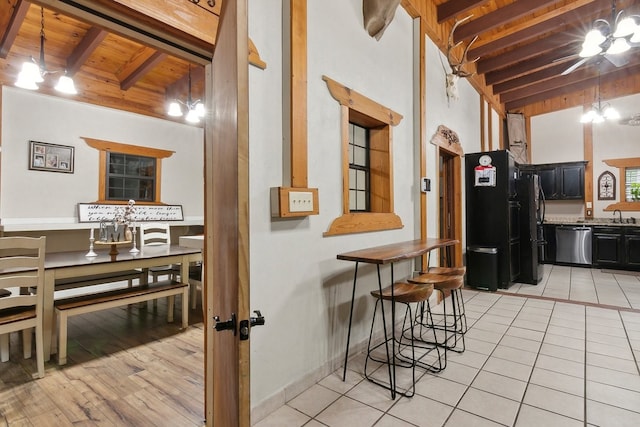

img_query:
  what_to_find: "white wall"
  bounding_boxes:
[248,0,418,414]
[592,93,640,217]
[530,93,640,219]
[0,86,204,229]
[424,36,482,257]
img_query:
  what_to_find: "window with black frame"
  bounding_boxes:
[106,152,156,202]
[348,123,370,212]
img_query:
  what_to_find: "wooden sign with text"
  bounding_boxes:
[77,203,184,222]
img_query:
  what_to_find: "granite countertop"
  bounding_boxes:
[544,217,639,227]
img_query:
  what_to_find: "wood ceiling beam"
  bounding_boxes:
[118,48,167,90]
[468,0,607,59]
[477,32,576,74]
[65,26,107,76]
[436,0,489,23]
[500,53,640,103]
[484,45,576,85]
[0,0,30,58]
[453,0,560,43]
[35,0,213,63]
[493,62,572,95]
[506,63,640,110]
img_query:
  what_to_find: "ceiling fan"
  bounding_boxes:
[619,113,640,125]
[561,0,639,75]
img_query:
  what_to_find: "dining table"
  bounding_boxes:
[42,244,202,360]
[336,237,459,399]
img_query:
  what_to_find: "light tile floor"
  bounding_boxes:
[255,265,640,426]
[507,264,640,309]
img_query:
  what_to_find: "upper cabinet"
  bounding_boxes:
[521,161,587,200]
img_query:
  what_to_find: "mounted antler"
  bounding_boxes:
[442,16,480,102]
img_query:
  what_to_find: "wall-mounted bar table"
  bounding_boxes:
[337,238,459,398]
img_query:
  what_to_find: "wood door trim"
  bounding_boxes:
[207,0,251,425]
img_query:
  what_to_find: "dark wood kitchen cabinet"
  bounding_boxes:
[625,228,640,268]
[593,227,624,266]
[559,163,585,199]
[538,166,558,199]
[520,161,586,200]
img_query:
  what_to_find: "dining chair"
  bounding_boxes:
[139,222,180,282]
[0,236,46,379]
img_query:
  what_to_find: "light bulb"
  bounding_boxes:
[607,37,630,55]
[579,43,603,58]
[603,105,620,120]
[195,102,205,118]
[613,16,638,38]
[15,70,39,90]
[55,75,77,94]
[584,28,606,46]
[167,101,183,117]
[15,61,43,89]
[185,108,200,123]
[580,110,597,123]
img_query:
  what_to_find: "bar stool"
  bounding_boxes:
[365,281,440,398]
[409,272,466,353]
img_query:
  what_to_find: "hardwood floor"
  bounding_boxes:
[0,297,205,426]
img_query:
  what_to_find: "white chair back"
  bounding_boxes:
[139,223,171,247]
[0,236,46,378]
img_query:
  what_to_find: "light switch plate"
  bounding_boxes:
[270,187,319,218]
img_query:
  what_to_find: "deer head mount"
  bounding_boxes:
[442,16,479,102]
[363,0,401,41]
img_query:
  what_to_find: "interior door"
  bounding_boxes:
[439,151,455,266]
[206,0,252,425]
[35,1,253,425]
[437,146,463,268]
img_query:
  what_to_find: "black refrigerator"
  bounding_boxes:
[465,150,542,290]
[517,175,544,284]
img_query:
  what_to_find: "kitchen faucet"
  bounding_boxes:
[613,209,623,223]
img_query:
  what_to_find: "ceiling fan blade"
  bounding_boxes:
[561,58,588,75]
[604,53,629,68]
[553,53,578,63]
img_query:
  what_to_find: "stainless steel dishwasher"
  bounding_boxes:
[555,226,592,265]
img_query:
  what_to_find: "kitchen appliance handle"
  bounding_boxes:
[557,226,591,231]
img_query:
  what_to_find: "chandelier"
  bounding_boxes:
[15,7,77,95]
[580,72,620,124]
[167,66,205,123]
[579,0,640,58]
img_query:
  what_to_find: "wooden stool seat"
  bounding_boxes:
[365,282,443,398]
[432,275,464,291]
[371,282,434,303]
[426,266,466,276]
[408,273,453,285]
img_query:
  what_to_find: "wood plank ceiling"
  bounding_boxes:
[0,0,215,121]
[1,0,639,121]
[432,0,640,118]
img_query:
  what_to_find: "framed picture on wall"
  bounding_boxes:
[28,141,74,173]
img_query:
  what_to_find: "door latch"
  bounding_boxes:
[213,312,237,335]
[239,310,265,340]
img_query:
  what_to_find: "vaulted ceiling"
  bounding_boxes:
[430,0,640,117]
[1,0,639,122]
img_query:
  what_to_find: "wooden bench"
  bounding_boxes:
[54,270,145,291]
[54,280,189,365]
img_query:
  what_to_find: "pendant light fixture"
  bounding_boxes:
[167,65,205,123]
[15,7,77,95]
[579,0,639,59]
[580,71,620,124]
